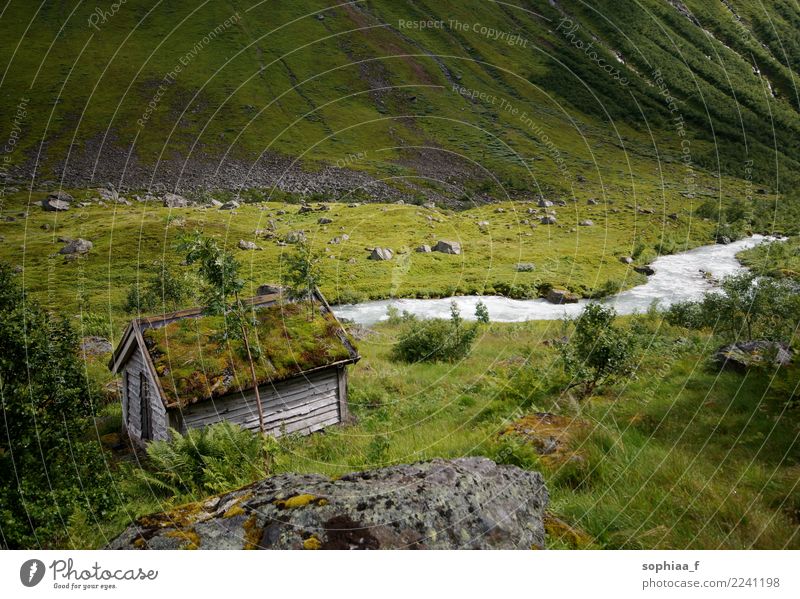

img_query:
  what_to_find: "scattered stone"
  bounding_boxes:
[219,200,240,210]
[318,217,333,225]
[515,262,535,272]
[415,244,432,253]
[619,256,633,264]
[555,200,567,207]
[423,202,436,209]
[298,205,313,214]
[634,265,655,276]
[494,207,505,213]
[540,216,557,225]
[163,193,191,208]
[209,199,223,208]
[715,235,731,245]
[347,203,360,208]
[59,238,93,255]
[637,207,654,214]
[667,213,678,221]
[285,231,306,244]
[329,235,349,244]
[433,240,461,255]
[238,240,259,250]
[316,204,331,211]
[587,198,598,205]
[537,199,553,208]
[80,336,112,356]
[579,220,594,226]
[369,247,393,261]
[477,220,490,228]
[107,458,548,550]
[714,341,792,370]
[546,288,579,304]
[40,223,50,231]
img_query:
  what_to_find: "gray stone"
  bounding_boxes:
[41,193,71,211]
[619,256,633,264]
[163,193,191,208]
[107,458,548,550]
[515,262,535,272]
[415,244,432,253]
[433,240,461,255]
[634,265,655,276]
[318,217,333,225]
[546,288,579,304]
[285,231,306,244]
[537,199,553,208]
[714,341,792,370]
[329,234,349,245]
[579,220,594,226]
[59,238,93,255]
[540,216,557,225]
[256,284,283,296]
[369,247,393,261]
[587,198,598,205]
[238,240,259,250]
[80,336,112,356]
[298,205,313,214]
[219,200,240,210]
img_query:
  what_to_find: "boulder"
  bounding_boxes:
[329,235,350,245]
[546,288,579,304]
[587,198,598,205]
[318,217,333,225]
[433,240,461,255]
[238,240,259,250]
[369,247,393,261]
[163,193,191,208]
[540,216,557,225]
[633,265,655,276]
[714,341,792,370]
[619,256,633,264]
[107,458,548,550]
[515,262,535,272]
[537,199,553,208]
[477,220,490,228]
[256,284,283,296]
[219,200,240,210]
[715,235,732,245]
[79,336,112,356]
[41,192,71,211]
[579,220,594,226]
[285,231,306,244]
[59,238,93,255]
[208,199,223,208]
[415,244,432,253]
[298,205,314,214]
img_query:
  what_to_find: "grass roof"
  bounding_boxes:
[142,301,357,408]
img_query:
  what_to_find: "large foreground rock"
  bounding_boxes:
[108,458,548,550]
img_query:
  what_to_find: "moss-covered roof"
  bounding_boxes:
[141,301,358,408]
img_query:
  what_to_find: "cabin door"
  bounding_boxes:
[139,371,152,440]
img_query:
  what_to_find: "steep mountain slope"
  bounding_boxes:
[0,1,798,219]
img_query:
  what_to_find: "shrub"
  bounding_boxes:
[559,303,637,398]
[124,260,195,314]
[392,302,478,363]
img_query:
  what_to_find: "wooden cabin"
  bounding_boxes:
[108,289,359,444]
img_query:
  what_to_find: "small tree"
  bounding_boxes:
[177,233,266,435]
[475,300,490,324]
[559,303,636,399]
[281,239,323,319]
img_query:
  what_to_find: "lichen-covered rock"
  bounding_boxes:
[369,247,393,261]
[433,240,461,255]
[714,341,792,370]
[108,458,548,550]
[59,238,93,255]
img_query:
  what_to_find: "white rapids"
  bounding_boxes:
[332,235,775,325]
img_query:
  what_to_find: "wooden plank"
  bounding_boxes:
[184,389,338,429]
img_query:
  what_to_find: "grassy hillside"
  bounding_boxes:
[1,0,799,218]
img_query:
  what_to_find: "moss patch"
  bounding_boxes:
[143,301,354,408]
[165,528,201,550]
[274,493,327,509]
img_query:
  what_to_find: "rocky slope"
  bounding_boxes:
[109,458,548,550]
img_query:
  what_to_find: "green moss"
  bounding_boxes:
[242,514,262,550]
[303,535,322,550]
[143,302,353,407]
[165,528,201,550]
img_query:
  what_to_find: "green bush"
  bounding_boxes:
[124,260,195,314]
[559,303,637,398]
[392,302,478,363]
